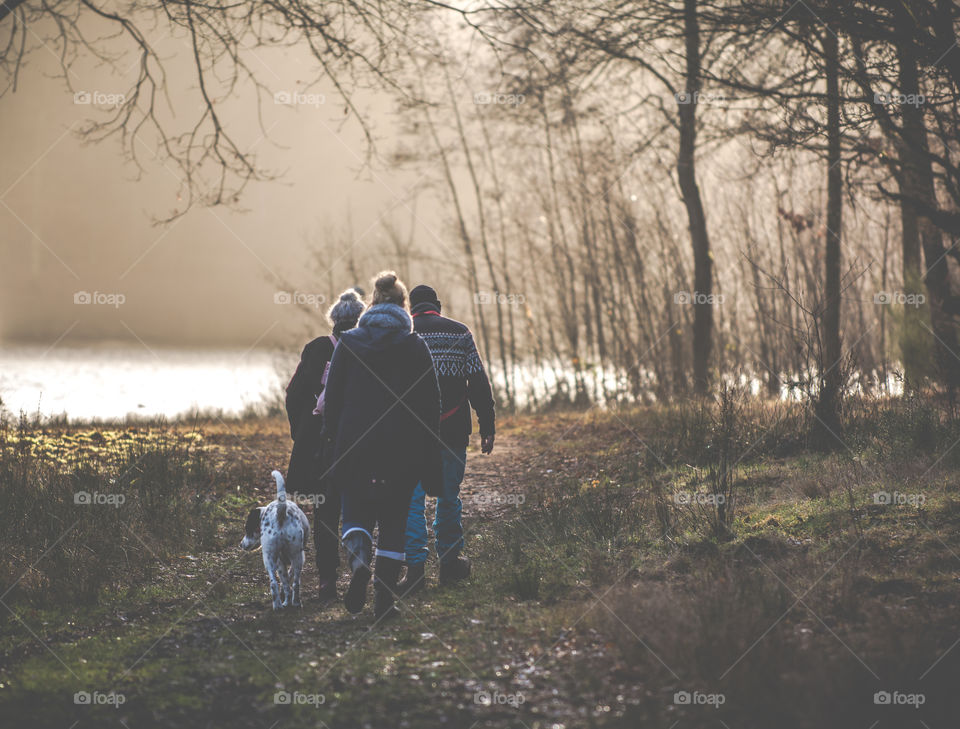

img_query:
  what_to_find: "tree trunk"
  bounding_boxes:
[890,16,960,393]
[933,0,960,93]
[896,27,933,387]
[814,26,844,447]
[677,0,713,395]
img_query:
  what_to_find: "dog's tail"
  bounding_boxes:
[272,469,287,526]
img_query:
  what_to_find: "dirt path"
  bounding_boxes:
[198,419,534,517]
[458,437,531,519]
[2,422,588,729]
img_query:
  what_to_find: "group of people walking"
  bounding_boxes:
[283,272,495,620]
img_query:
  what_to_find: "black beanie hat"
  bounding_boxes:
[410,284,440,308]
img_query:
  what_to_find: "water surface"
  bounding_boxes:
[0,344,292,422]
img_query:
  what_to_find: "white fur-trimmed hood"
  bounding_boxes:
[357,303,413,332]
[343,303,415,355]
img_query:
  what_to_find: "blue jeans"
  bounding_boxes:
[404,448,467,566]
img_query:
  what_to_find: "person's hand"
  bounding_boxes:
[481,434,495,454]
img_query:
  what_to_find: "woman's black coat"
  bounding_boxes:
[321,304,443,496]
[283,334,336,496]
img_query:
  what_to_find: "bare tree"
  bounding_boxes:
[0,0,434,219]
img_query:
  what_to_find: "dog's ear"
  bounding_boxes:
[244,507,263,537]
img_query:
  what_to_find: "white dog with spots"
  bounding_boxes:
[240,470,310,609]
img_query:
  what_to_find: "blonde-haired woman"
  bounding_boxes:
[321,272,442,620]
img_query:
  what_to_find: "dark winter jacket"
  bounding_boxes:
[283,333,338,496]
[321,304,443,496]
[410,301,495,449]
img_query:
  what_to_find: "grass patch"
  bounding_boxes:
[3,395,960,727]
[0,415,234,605]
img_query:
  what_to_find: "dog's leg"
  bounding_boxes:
[278,557,293,608]
[290,549,305,608]
[263,551,282,610]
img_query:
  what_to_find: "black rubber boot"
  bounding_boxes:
[317,577,337,605]
[396,562,426,597]
[373,557,403,621]
[438,555,471,586]
[343,532,372,614]
[314,497,340,602]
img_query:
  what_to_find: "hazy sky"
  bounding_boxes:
[1,31,432,350]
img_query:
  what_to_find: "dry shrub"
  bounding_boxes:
[0,418,222,605]
[591,557,960,727]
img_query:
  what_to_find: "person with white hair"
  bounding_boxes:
[283,287,365,604]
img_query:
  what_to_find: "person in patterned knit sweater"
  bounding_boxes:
[398,284,496,595]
